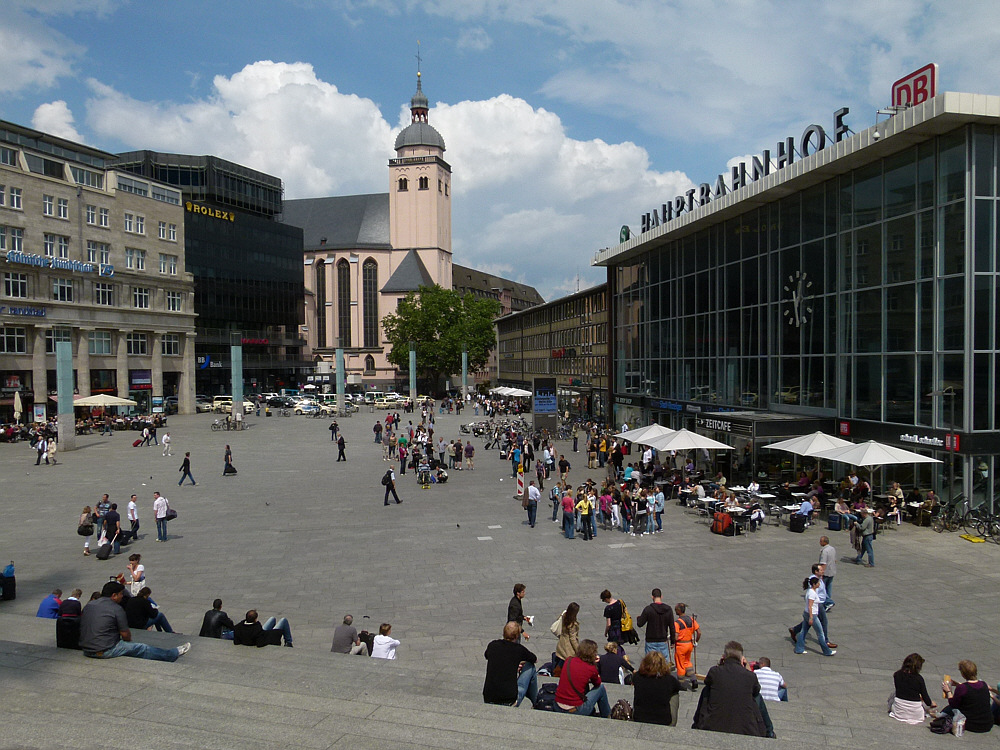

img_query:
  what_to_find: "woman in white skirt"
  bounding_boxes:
[889,652,937,723]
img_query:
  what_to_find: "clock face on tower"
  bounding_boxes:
[783,270,813,328]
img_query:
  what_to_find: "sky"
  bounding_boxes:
[3,0,1000,300]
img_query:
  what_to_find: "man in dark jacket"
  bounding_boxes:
[636,588,676,659]
[199,598,235,640]
[233,609,293,647]
[483,621,538,706]
[693,641,767,737]
[506,583,532,642]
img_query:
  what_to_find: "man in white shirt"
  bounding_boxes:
[753,657,787,701]
[127,494,139,541]
[161,432,172,457]
[526,480,540,528]
[642,446,653,470]
[152,492,169,542]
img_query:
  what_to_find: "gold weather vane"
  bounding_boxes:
[416,40,422,79]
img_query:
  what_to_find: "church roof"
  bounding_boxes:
[381,249,434,293]
[394,122,446,151]
[280,193,390,250]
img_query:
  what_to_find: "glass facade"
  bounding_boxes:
[610,125,1000,507]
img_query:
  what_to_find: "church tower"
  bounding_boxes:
[387,69,452,289]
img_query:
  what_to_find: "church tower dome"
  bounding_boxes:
[394,71,446,152]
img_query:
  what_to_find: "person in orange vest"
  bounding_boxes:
[674,603,701,681]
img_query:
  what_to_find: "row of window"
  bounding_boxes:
[2,272,183,310]
[315,258,379,349]
[396,176,450,195]
[1,184,178,241]
[0,226,179,275]
[1,326,181,355]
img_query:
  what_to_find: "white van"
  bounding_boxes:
[364,391,384,404]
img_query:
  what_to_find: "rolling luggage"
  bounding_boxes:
[789,514,807,533]
[95,534,116,560]
[132,438,142,447]
[711,511,735,536]
[827,514,842,531]
[56,617,81,649]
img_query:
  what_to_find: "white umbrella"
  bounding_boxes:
[767,431,853,457]
[811,439,941,489]
[13,391,23,423]
[644,428,734,452]
[614,424,675,444]
[73,394,138,407]
[507,387,531,397]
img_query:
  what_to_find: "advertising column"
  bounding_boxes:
[533,377,558,434]
[56,341,75,451]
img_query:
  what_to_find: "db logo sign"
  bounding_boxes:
[892,64,938,107]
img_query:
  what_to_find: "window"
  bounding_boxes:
[4,272,27,298]
[57,198,68,219]
[132,287,150,308]
[45,327,72,353]
[0,327,27,354]
[159,253,177,274]
[43,195,54,216]
[5,227,23,252]
[87,241,109,264]
[124,212,133,232]
[151,185,180,205]
[398,177,408,191]
[0,147,16,166]
[86,204,96,224]
[165,290,182,311]
[95,282,114,306]
[10,188,21,209]
[99,207,109,227]
[71,167,104,189]
[58,236,68,258]
[0,185,4,206]
[168,223,177,241]
[116,175,148,196]
[125,248,145,270]
[52,277,73,302]
[126,332,148,355]
[362,258,379,348]
[418,176,429,190]
[161,333,179,356]
[336,259,351,347]
[364,354,375,373]
[88,330,112,354]
[135,215,144,234]
[158,221,167,239]
[44,234,54,257]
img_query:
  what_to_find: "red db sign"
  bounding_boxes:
[892,64,938,107]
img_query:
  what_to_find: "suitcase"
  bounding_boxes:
[95,542,114,560]
[358,629,375,657]
[827,514,842,531]
[789,514,807,533]
[132,439,142,447]
[56,617,81,649]
[0,574,15,601]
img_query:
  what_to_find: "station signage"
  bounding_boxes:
[892,64,937,107]
[5,250,114,277]
[185,201,236,222]
[639,108,851,234]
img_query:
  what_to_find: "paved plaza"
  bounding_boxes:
[1,409,998,748]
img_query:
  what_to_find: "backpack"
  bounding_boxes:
[711,511,735,536]
[532,683,559,711]
[929,715,953,734]
[381,471,391,486]
[610,698,633,721]
[620,600,634,632]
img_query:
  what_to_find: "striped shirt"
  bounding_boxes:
[755,667,785,702]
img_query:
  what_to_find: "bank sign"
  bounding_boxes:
[640,108,851,234]
[5,250,114,277]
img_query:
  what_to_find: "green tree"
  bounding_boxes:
[382,285,501,387]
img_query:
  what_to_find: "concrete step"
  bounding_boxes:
[4,612,989,750]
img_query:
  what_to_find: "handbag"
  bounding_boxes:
[77,523,95,537]
[550,611,565,637]
[620,600,634,632]
[165,508,178,521]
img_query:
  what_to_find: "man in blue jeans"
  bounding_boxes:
[636,588,676,658]
[853,508,876,567]
[79,581,190,662]
[233,609,293,647]
[483,622,538,707]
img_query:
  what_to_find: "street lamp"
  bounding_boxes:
[926,386,957,502]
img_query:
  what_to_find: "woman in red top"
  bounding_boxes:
[554,639,611,717]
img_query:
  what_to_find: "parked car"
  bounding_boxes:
[195,396,213,413]
[294,402,322,415]
[267,396,295,408]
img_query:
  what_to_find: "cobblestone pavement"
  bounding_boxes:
[2,408,998,710]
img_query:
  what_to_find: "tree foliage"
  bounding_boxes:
[382,285,501,385]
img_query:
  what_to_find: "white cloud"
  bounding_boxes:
[74,62,691,299]
[31,100,82,141]
[0,11,81,93]
[456,26,492,52]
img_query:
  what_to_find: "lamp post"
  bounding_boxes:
[927,387,957,502]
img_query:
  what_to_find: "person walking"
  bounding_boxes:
[80,505,95,556]
[576,492,593,540]
[161,432,172,457]
[153,492,169,542]
[789,564,835,650]
[852,508,875,567]
[126,494,139,541]
[382,468,401,505]
[223,445,237,476]
[35,435,48,465]
[178,452,196,486]
[329,421,338,441]
[818,536,836,608]
[464,441,475,470]
[525,480,539,528]
[336,434,346,462]
[673,603,700,681]
[794,576,835,656]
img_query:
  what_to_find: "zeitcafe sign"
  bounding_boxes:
[640,108,851,233]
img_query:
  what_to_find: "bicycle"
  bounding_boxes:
[932,501,963,533]
[278,408,292,417]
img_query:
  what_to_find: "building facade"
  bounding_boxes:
[112,152,305,396]
[595,92,1000,509]
[496,283,608,420]
[283,74,541,390]
[1,121,196,419]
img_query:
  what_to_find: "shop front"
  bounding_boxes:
[129,370,152,413]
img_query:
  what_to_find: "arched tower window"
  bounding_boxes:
[398,177,408,191]
[336,259,351,347]
[362,258,379,348]
[364,354,375,374]
[315,260,327,348]
[418,176,429,190]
